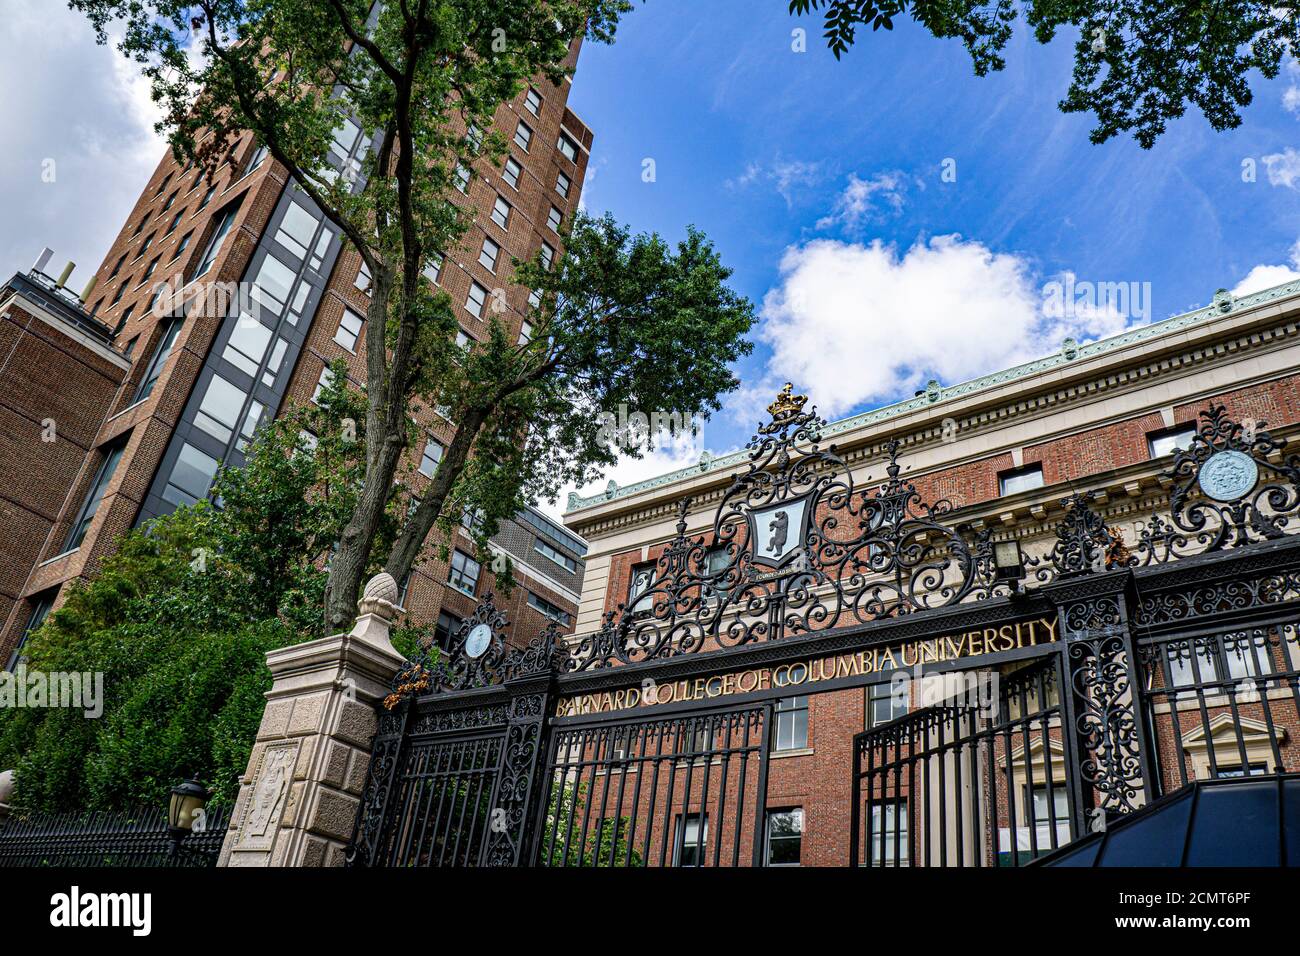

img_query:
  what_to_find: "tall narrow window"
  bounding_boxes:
[454,164,470,192]
[194,373,250,444]
[170,231,193,261]
[64,440,126,551]
[134,316,183,402]
[479,236,500,272]
[524,87,542,115]
[870,800,909,867]
[673,814,708,867]
[765,808,803,866]
[503,157,522,189]
[547,206,563,232]
[465,282,488,318]
[557,133,578,162]
[773,696,808,751]
[334,308,364,351]
[867,680,910,728]
[312,366,336,403]
[513,120,533,151]
[491,195,511,228]
[539,243,555,271]
[194,200,241,278]
[555,171,572,198]
[419,438,444,477]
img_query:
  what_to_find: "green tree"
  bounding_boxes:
[0,370,414,812]
[789,0,1300,147]
[541,781,644,866]
[72,0,756,631]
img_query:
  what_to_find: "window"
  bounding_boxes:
[454,163,471,192]
[138,232,155,255]
[455,329,472,351]
[465,282,488,318]
[170,231,193,261]
[518,320,533,345]
[448,550,481,595]
[161,442,219,507]
[534,538,576,572]
[1148,424,1197,458]
[867,680,909,728]
[765,808,803,866]
[513,120,533,151]
[121,332,137,358]
[870,800,909,866]
[466,124,483,151]
[161,189,177,211]
[419,438,444,478]
[557,133,578,162]
[9,591,58,670]
[479,236,500,272]
[110,281,127,306]
[154,173,172,197]
[223,315,273,378]
[503,157,522,189]
[334,308,364,351]
[355,261,371,293]
[433,610,462,650]
[627,561,655,615]
[194,374,249,444]
[108,253,127,279]
[274,201,323,263]
[528,592,571,626]
[546,205,563,232]
[999,465,1043,496]
[312,366,336,403]
[524,87,542,115]
[491,195,511,229]
[539,242,555,271]
[773,696,808,751]
[141,256,160,282]
[242,143,268,176]
[673,814,708,867]
[63,441,126,552]
[134,316,183,402]
[132,212,151,237]
[555,171,572,198]
[165,208,183,235]
[196,183,216,210]
[249,255,300,320]
[1028,783,1070,825]
[423,254,444,285]
[1215,763,1269,779]
[195,201,241,278]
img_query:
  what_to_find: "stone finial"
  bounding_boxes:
[567,491,580,511]
[1062,337,1078,361]
[357,572,400,622]
[1213,288,1235,314]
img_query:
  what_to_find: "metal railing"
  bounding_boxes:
[0,805,229,867]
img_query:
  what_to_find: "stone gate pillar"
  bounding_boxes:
[218,574,406,867]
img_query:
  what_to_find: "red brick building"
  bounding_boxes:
[0,48,593,664]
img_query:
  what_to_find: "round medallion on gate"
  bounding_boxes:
[464,622,493,659]
[1198,450,1259,502]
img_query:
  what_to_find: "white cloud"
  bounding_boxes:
[1262,148,1300,189]
[752,235,1134,420]
[1232,239,1300,295]
[1283,57,1300,117]
[726,158,825,204]
[816,171,914,233]
[0,0,167,283]
[539,428,713,523]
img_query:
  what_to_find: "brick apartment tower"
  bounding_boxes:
[0,45,593,664]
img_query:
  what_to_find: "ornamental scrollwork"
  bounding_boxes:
[1026,492,1135,583]
[1133,404,1300,559]
[565,388,985,671]
[1067,634,1145,814]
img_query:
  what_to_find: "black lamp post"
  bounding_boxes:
[168,776,209,855]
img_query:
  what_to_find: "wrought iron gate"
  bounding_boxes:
[345,396,1300,867]
[851,655,1079,867]
[537,702,772,867]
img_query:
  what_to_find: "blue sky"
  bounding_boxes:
[4,1,1300,515]
[560,1,1300,502]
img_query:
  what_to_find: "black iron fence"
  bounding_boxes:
[0,805,229,867]
[851,656,1077,867]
